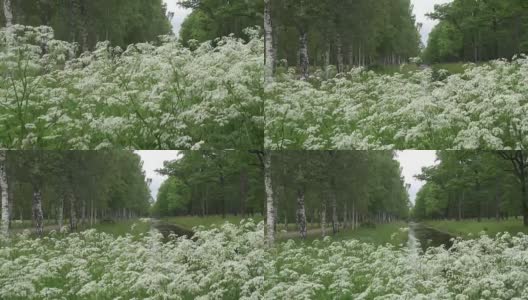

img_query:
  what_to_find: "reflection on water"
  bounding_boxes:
[153,222,195,241]
[408,222,453,252]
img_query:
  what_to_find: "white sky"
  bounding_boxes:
[411,0,453,45]
[136,151,181,200]
[396,151,438,204]
[163,0,191,35]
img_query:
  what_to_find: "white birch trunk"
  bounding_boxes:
[321,200,326,237]
[296,187,307,239]
[69,189,77,231]
[264,151,275,246]
[336,33,344,73]
[32,186,44,237]
[0,151,9,236]
[264,0,275,84]
[58,196,64,233]
[3,0,13,27]
[299,30,309,80]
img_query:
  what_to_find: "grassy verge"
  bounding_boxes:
[279,222,408,247]
[91,220,151,237]
[161,215,263,230]
[424,218,528,238]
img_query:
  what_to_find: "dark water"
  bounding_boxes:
[409,222,454,251]
[153,222,195,241]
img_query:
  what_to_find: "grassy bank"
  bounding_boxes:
[425,218,528,238]
[161,215,263,230]
[279,222,408,247]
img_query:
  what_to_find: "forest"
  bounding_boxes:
[0,151,151,237]
[413,151,528,225]
[424,0,528,63]
[266,0,421,79]
[265,151,409,241]
[0,0,172,50]
[152,150,264,218]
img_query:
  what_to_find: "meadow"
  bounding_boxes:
[3,218,528,299]
[265,57,528,150]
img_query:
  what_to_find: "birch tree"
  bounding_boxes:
[264,0,275,83]
[0,151,9,236]
[3,0,13,27]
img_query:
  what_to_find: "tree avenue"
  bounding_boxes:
[0,151,151,237]
[265,151,410,243]
[153,150,264,218]
[266,0,421,78]
[413,151,528,226]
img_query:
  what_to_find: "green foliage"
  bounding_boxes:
[413,151,526,222]
[3,151,151,222]
[425,0,528,63]
[271,0,420,69]
[1,0,172,50]
[154,151,264,218]
[271,151,410,229]
[178,0,263,44]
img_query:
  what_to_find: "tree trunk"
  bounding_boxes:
[69,190,77,231]
[264,151,275,246]
[239,169,248,216]
[296,186,307,239]
[219,173,226,219]
[263,0,275,83]
[0,151,9,236]
[321,200,326,237]
[58,196,64,233]
[3,0,13,27]
[32,186,44,237]
[299,29,309,80]
[330,180,338,234]
[342,201,347,229]
[336,33,344,73]
[324,42,331,78]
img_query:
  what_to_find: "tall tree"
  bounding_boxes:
[0,151,8,236]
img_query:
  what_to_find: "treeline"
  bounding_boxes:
[0,0,171,50]
[0,151,151,236]
[178,0,262,46]
[413,151,528,226]
[425,0,528,63]
[266,0,420,79]
[154,151,264,218]
[267,151,410,239]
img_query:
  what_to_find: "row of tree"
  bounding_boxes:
[0,151,151,237]
[266,151,410,240]
[0,0,171,50]
[178,0,262,46]
[424,0,528,63]
[153,151,264,218]
[413,151,528,225]
[264,0,421,80]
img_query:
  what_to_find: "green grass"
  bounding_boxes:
[161,215,263,230]
[424,218,528,238]
[91,220,151,237]
[280,222,408,247]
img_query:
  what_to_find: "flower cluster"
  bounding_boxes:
[266,58,528,150]
[0,25,263,150]
[0,220,265,299]
[264,233,528,299]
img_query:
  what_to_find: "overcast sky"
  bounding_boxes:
[136,151,181,200]
[411,0,453,45]
[396,151,438,204]
[163,0,191,36]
